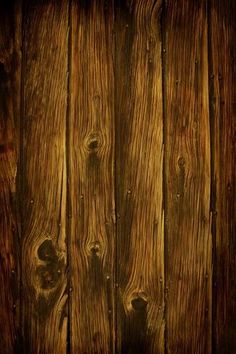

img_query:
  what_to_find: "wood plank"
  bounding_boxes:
[21,1,68,353]
[70,1,115,353]
[115,1,164,352]
[0,1,21,352]
[209,1,236,352]
[164,1,212,353]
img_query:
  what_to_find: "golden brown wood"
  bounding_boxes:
[0,1,235,352]
[21,1,68,353]
[209,0,236,352]
[115,1,164,352]
[70,1,115,353]
[164,1,212,353]
[0,1,21,352]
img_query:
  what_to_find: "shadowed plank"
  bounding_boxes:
[0,1,21,352]
[70,1,115,353]
[115,1,164,353]
[21,1,68,353]
[209,1,236,352]
[164,1,211,353]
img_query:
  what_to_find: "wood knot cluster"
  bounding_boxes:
[36,240,64,290]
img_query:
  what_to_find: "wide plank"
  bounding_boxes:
[115,1,164,353]
[70,1,115,353]
[0,1,21,352]
[21,1,68,353]
[164,1,212,353]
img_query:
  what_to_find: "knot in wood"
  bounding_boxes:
[36,263,62,290]
[36,240,64,290]
[86,133,101,151]
[37,240,58,263]
[178,156,185,168]
[89,240,101,256]
[88,138,99,150]
[131,292,148,311]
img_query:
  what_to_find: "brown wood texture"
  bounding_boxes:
[0,0,235,353]
[21,1,69,352]
[70,1,115,352]
[164,1,212,353]
[0,1,21,353]
[115,1,164,353]
[209,0,236,352]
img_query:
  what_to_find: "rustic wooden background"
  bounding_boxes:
[0,0,235,353]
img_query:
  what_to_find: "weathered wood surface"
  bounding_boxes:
[164,1,212,353]
[209,0,236,352]
[0,1,21,353]
[0,0,235,353]
[21,1,68,352]
[115,1,164,353]
[70,1,115,352]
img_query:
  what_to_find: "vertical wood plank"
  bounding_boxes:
[115,1,164,352]
[0,1,21,352]
[209,1,236,352]
[70,1,115,353]
[21,1,68,353]
[164,1,211,353]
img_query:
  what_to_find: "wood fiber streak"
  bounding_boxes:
[21,1,68,353]
[0,1,21,352]
[115,1,164,353]
[165,1,211,353]
[70,1,115,353]
[209,1,236,352]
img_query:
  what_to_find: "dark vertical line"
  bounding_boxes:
[207,0,217,353]
[18,0,25,352]
[160,1,168,353]
[114,2,118,354]
[66,1,72,353]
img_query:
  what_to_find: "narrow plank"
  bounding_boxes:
[115,1,164,352]
[21,1,68,353]
[164,1,211,353]
[209,1,236,352]
[0,1,21,352]
[70,1,115,353]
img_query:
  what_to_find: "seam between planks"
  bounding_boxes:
[66,1,72,354]
[19,0,25,351]
[160,1,167,353]
[114,2,118,354]
[207,0,217,353]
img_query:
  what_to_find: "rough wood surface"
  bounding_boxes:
[115,1,164,353]
[164,1,212,353]
[0,0,235,353]
[21,1,68,353]
[209,0,236,352]
[70,1,115,353]
[0,1,21,353]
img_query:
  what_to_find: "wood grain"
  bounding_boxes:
[0,1,21,352]
[164,1,212,353]
[21,1,68,353]
[0,1,235,352]
[115,1,164,353]
[209,1,236,352]
[70,1,115,353]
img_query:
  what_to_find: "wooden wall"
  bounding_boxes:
[0,0,235,353]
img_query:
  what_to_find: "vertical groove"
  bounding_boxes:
[114,3,118,354]
[160,1,167,353]
[66,0,72,353]
[207,0,217,352]
[18,0,25,350]
[114,11,118,354]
